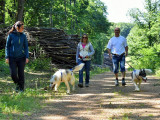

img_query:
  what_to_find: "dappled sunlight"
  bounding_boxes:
[40,116,67,120]
[18,71,160,120]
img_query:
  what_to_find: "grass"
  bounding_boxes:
[0,65,110,120]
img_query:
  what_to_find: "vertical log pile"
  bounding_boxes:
[0,27,80,68]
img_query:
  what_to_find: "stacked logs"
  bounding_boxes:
[103,53,113,71]
[25,28,80,68]
[0,27,80,68]
[0,27,9,50]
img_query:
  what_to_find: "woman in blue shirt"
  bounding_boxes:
[5,21,29,92]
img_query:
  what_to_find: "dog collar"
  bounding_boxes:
[61,72,63,81]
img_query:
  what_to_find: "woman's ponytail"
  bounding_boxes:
[8,21,24,35]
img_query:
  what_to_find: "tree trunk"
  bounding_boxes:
[17,0,25,21]
[0,0,5,24]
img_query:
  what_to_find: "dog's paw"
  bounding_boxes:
[133,89,140,92]
[66,90,70,94]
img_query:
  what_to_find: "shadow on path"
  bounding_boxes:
[24,72,160,120]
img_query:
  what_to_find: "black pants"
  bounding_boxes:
[9,57,26,91]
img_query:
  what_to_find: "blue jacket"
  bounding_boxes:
[5,31,29,59]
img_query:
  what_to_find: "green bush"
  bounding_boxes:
[129,44,160,71]
[26,54,52,71]
[0,49,10,75]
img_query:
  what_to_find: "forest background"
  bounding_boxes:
[0,0,160,75]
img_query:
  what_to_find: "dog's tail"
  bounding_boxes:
[144,69,152,73]
[72,63,85,72]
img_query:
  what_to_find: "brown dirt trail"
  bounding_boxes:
[24,72,160,120]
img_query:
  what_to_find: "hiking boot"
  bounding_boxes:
[78,83,83,88]
[115,80,119,86]
[122,79,126,86]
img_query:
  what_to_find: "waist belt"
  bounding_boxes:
[112,53,125,56]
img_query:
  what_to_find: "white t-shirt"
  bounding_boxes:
[107,36,128,55]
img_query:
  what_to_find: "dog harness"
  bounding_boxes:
[61,72,63,81]
[133,70,141,81]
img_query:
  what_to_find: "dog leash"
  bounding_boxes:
[126,62,135,71]
[126,62,141,80]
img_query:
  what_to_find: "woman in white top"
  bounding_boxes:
[76,33,95,87]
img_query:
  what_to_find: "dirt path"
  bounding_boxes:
[24,72,160,120]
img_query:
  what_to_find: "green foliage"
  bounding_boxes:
[1,0,111,65]
[127,0,160,75]
[0,49,10,75]
[129,44,160,70]
[90,33,109,64]
[26,54,52,71]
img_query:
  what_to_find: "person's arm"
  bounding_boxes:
[87,43,95,57]
[124,37,128,56]
[5,35,11,63]
[125,46,128,56]
[108,49,112,59]
[76,43,80,63]
[107,39,112,59]
[24,34,29,63]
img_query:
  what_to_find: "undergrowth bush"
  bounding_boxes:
[0,49,10,75]
[129,44,160,75]
[26,54,52,71]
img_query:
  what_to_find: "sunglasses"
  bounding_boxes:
[83,37,88,38]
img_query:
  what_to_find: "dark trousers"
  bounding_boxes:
[9,57,26,91]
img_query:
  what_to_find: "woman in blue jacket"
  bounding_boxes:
[76,33,95,88]
[5,21,29,92]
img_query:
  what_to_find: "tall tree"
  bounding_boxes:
[128,0,159,46]
[17,0,25,21]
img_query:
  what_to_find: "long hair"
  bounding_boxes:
[81,33,89,43]
[8,21,24,34]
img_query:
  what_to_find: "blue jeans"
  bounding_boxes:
[9,57,26,91]
[78,59,91,85]
[112,54,125,74]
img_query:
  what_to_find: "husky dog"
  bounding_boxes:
[131,69,152,91]
[50,63,84,94]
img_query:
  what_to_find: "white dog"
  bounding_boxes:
[50,63,84,94]
[131,69,152,91]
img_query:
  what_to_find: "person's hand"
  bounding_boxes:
[85,55,89,58]
[79,55,83,59]
[125,52,128,57]
[26,58,29,64]
[5,59,9,64]
[109,54,112,59]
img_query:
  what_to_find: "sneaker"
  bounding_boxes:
[15,86,20,93]
[85,84,89,87]
[78,83,83,88]
[115,80,119,86]
[122,79,126,86]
